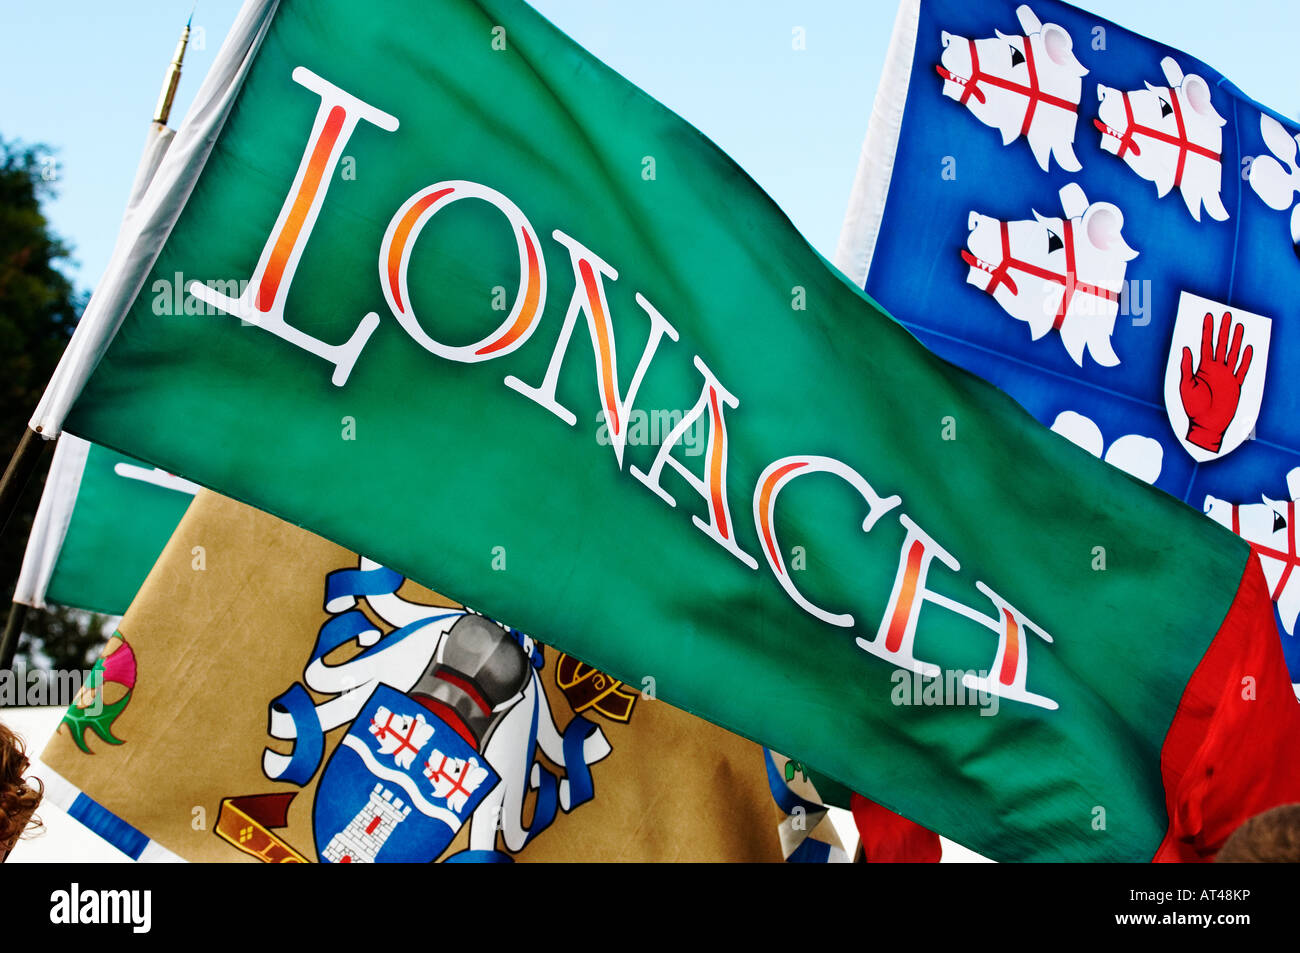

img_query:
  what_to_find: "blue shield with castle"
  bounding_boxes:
[314,685,499,862]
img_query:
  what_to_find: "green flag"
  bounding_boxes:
[32,0,1300,860]
[16,437,195,616]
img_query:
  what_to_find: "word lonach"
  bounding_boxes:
[190,66,1057,712]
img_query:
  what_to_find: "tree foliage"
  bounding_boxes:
[0,138,108,674]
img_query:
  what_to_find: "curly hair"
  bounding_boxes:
[1216,804,1300,863]
[0,719,42,858]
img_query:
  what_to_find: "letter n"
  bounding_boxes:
[505,229,678,469]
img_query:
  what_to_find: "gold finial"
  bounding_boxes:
[152,13,193,125]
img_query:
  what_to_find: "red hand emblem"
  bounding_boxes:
[1179,311,1252,453]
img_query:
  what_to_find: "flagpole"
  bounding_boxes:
[0,429,51,540]
[0,427,53,669]
[0,15,193,671]
[154,13,192,126]
[0,430,51,667]
[0,604,27,672]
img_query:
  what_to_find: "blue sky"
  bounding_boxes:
[1,0,1295,293]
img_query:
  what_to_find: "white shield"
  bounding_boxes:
[1163,291,1271,463]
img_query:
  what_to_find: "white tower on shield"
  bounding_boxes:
[322,783,411,863]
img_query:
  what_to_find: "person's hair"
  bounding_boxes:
[0,720,42,856]
[1216,804,1300,862]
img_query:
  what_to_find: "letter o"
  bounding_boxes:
[379,180,546,362]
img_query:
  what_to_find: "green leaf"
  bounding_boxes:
[60,690,131,754]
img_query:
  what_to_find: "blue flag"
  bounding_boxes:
[838,0,1300,684]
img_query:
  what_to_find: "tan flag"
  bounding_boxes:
[38,491,808,862]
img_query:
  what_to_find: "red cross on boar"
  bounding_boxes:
[370,711,422,760]
[426,754,474,802]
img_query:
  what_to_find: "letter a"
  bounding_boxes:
[631,356,757,569]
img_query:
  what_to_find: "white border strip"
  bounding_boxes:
[30,0,281,438]
[31,759,186,863]
[13,435,91,609]
[832,0,921,287]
